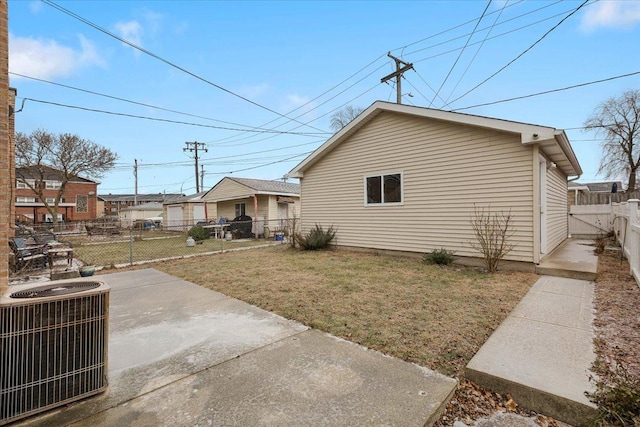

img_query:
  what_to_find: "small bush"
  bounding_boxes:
[423,248,455,265]
[298,224,336,250]
[588,364,640,426]
[188,225,209,242]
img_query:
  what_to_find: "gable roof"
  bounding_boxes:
[204,177,300,199]
[289,101,582,178]
[164,191,208,204]
[16,165,98,184]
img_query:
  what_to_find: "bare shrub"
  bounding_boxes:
[469,205,515,273]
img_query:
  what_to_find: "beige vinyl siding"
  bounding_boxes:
[300,111,535,262]
[545,165,568,253]
[204,179,253,201]
[206,202,217,221]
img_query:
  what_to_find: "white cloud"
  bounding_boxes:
[281,93,315,118]
[9,34,105,79]
[581,0,640,31]
[238,83,270,98]
[114,20,144,47]
[28,1,42,14]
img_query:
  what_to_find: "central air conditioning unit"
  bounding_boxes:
[0,280,110,425]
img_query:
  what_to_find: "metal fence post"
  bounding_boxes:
[129,227,134,266]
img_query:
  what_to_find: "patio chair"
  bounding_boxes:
[31,231,74,269]
[9,237,48,272]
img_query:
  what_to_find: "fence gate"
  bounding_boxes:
[568,204,614,237]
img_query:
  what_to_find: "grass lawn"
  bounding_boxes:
[123,244,538,377]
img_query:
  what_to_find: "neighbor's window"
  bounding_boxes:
[16,180,28,189]
[235,203,246,217]
[45,197,56,204]
[365,173,403,205]
[45,180,62,189]
[16,197,35,203]
[76,195,88,213]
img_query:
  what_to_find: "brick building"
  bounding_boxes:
[15,165,99,224]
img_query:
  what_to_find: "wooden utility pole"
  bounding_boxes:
[200,165,205,192]
[133,159,138,205]
[183,141,207,193]
[381,53,414,104]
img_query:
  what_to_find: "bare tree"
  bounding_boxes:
[329,105,364,132]
[584,89,640,190]
[469,205,515,273]
[15,129,118,226]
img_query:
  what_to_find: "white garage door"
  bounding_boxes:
[167,205,184,231]
[193,205,206,223]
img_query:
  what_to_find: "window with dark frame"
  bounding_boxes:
[235,202,246,217]
[366,173,402,205]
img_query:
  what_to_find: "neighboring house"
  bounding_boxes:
[568,181,622,206]
[289,101,582,266]
[119,202,164,228]
[15,165,99,224]
[99,193,183,218]
[163,191,209,231]
[200,177,301,236]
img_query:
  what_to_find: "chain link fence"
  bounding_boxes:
[9,218,298,279]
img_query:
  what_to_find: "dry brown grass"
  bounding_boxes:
[124,245,537,376]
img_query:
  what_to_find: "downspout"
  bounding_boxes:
[253,194,258,238]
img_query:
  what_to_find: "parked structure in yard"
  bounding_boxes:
[119,202,164,228]
[99,193,183,218]
[15,165,99,224]
[163,191,208,231]
[200,177,301,237]
[289,101,582,266]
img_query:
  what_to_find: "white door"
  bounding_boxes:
[539,156,548,255]
[193,205,206,223]
[167,205,183,231]
[278,203,289,228]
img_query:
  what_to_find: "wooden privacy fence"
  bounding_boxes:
[612,200,640,286]
[574,190,640,205]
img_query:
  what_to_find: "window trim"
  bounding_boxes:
[45,180,62,190]
[363,171,404,207]
[235,202,246,217]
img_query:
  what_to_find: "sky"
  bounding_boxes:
[8,0,640,195]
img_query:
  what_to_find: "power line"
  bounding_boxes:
[429,0,491,107]
[10,72,317,134]
[389,0,525,53]
[443,0,508,106]
[453,69,640,111]
[42,0,326,133]
[443,0,590,108]
[18,97,330,136]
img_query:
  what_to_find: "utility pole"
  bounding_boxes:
[200,165,205,192]
[183,141,207,193]
[381,52,414,104]
[133,159,138,205]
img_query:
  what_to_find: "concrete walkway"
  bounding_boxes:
[18,269,456,427]
[465,275,598,426]
[536,239,598,281]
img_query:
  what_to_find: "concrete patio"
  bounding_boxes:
[16,268,457,427]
